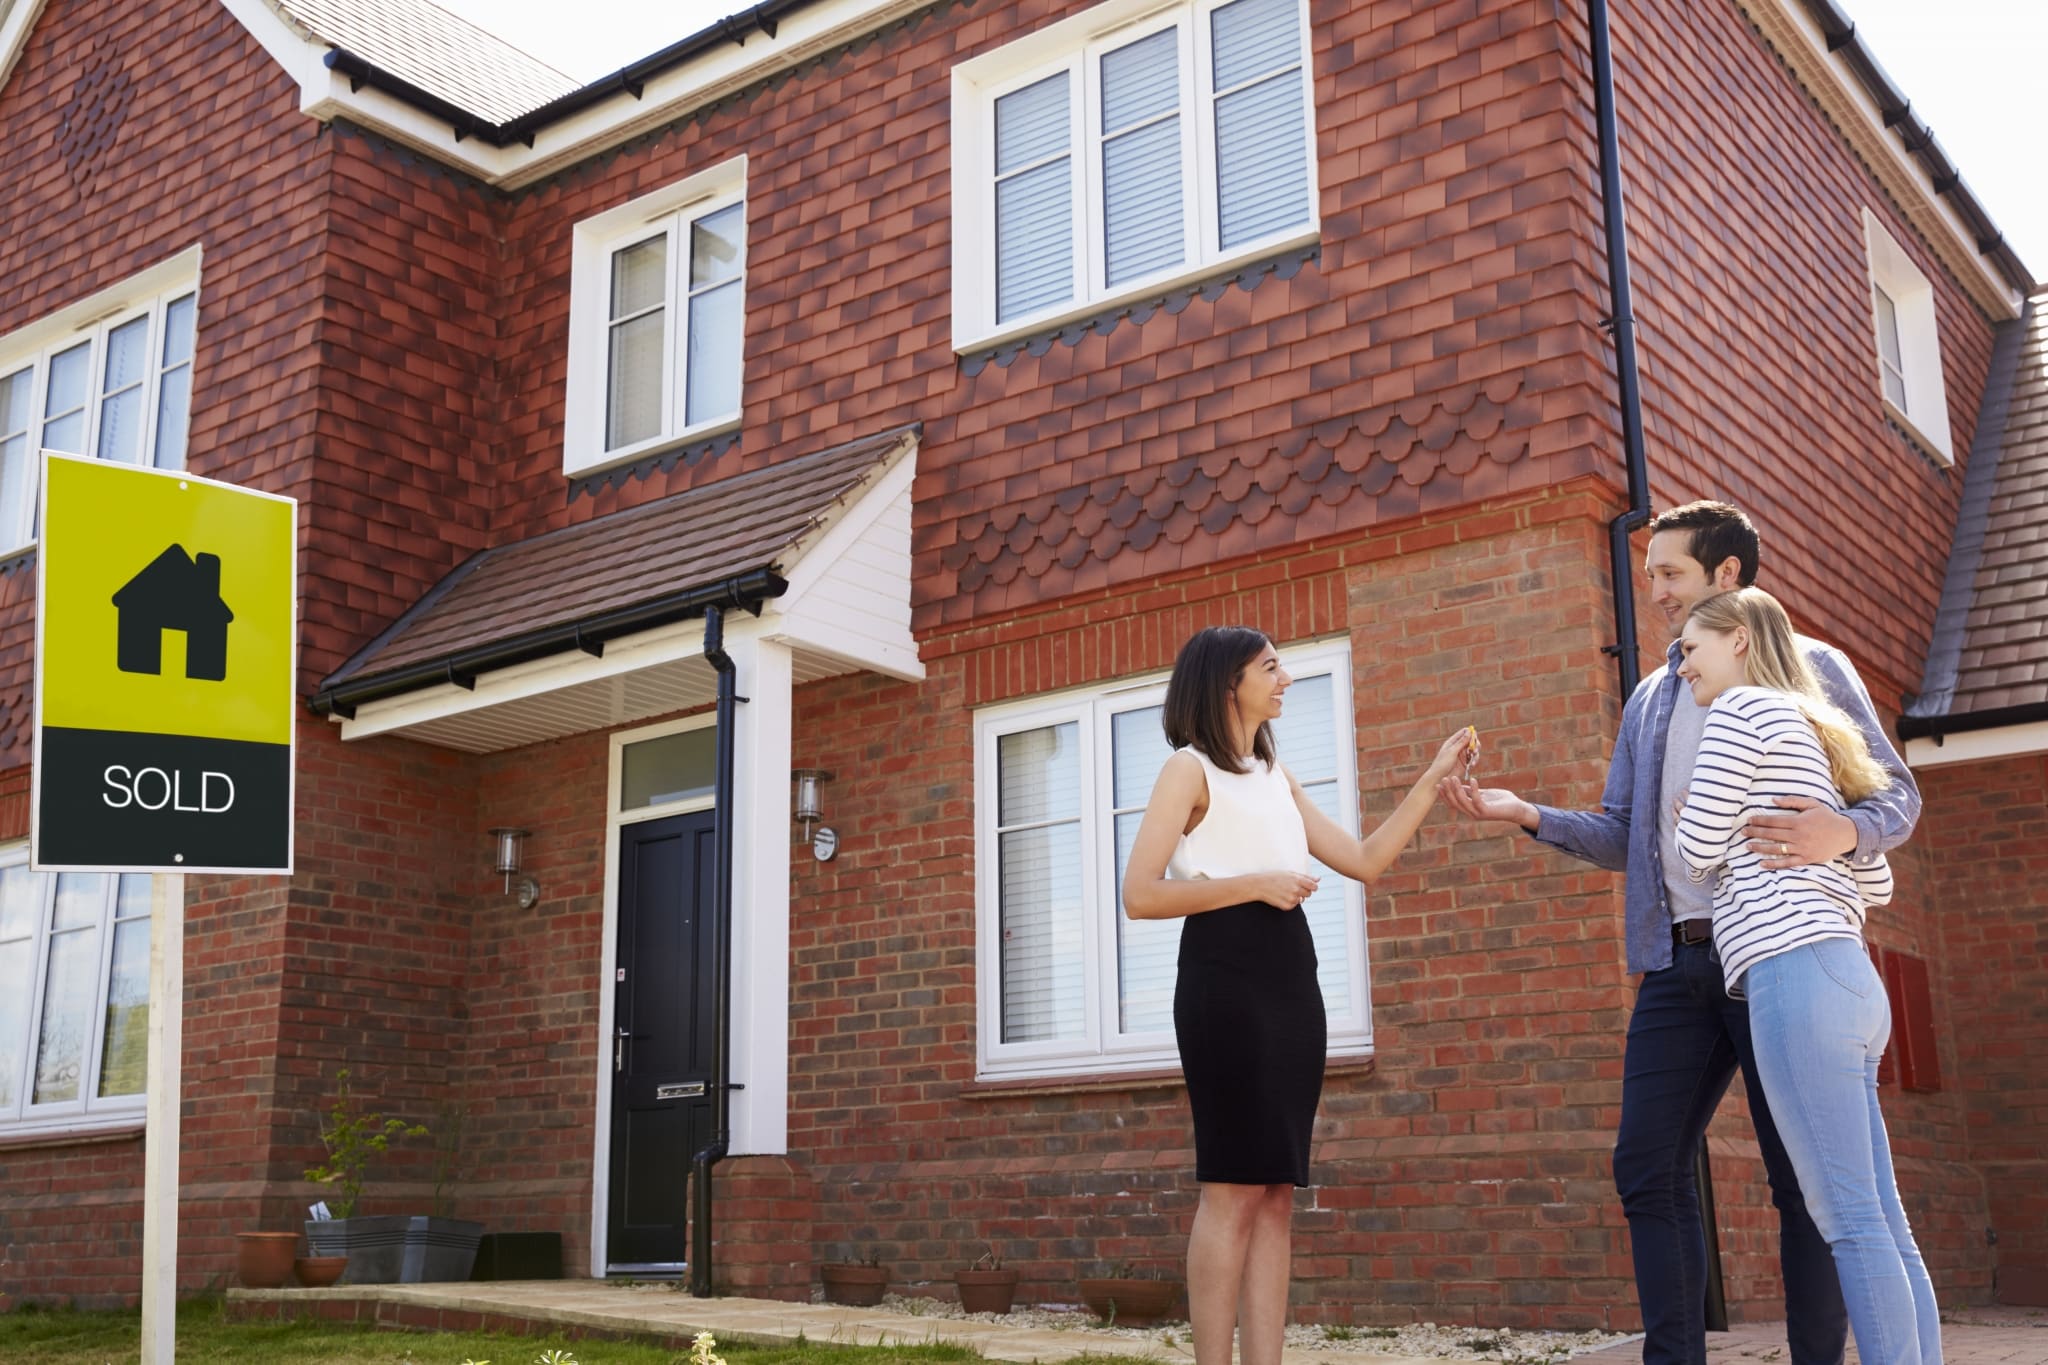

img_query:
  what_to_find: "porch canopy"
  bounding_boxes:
[310,424,922,751]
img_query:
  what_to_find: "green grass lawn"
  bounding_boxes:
[0,1299,1069,1365]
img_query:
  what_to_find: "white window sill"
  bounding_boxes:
[564,413,742,483]
[955,226,1320,358]
[0,1113,146,1150]
[975,1036,1371,1087]
[1880,396,1953,466]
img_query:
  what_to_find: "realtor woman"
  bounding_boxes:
[1121,625,1474,1365]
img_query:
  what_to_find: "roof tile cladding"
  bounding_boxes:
[1952,297,2048,715]
[270,0,580,123]
[321,426,912,690]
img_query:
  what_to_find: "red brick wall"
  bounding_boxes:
[784,493,1636,1325]
[482,0,1612,639]
[1917,754,2048,1305]
[1593,0,1998,705]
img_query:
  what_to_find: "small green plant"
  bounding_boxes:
[302,1068,429,1219]
[534,1350,580,1365]
[691,1332,727,1365]
[1362,1327,1400,1339]
[970,1244,1003,1271]
[1322,1325,1359,1342]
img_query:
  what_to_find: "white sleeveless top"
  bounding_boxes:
[1166,747,1312,880]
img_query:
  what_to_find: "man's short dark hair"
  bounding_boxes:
[1647,501,1759,586]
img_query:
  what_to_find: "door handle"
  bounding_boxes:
[614,1027,631,1073]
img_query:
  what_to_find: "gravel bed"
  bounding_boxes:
[860,1294,1634,1362]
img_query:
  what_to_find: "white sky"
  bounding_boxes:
[433,0,2048,280]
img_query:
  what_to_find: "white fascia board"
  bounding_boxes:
[0,0,51,95]
[334,616,711,741]
[221,0,935,190]
[1748,0,2022,320]
[1905,719,2048,769]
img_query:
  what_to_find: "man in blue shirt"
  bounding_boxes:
[1440,502,1919,1365]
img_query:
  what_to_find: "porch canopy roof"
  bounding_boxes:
[311,424,921,753]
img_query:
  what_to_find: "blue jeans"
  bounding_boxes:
[1614,938,1846,1365]
[1743,940,1941,1365]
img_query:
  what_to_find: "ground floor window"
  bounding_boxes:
[973,638,1370,1079]
[0,848,152,1135]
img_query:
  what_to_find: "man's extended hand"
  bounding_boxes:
[1439,777,1540,832]
[1741,795,1858,869]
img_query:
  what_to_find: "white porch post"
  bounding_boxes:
[139,872,184,1364]
[724,631,791,1154]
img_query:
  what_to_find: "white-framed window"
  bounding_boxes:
[973,639,1368,1080]
[0,265,198,555]
[951,0,1319,350]
[1861,208,1952,463]
[565,158,748,478]
[0,849,154,1138]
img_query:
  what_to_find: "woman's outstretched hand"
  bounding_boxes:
[1424,725,1480,782]
[1248,870,1321,911]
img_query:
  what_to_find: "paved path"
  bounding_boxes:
[1577,1306,2048,1365]
[227,1281,2048,1365]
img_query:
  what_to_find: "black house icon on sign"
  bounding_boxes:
[112,545,235,682]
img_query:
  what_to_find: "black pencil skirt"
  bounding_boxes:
[1172,899,1327,1186]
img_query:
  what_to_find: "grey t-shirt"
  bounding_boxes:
[1660,689,1715,924]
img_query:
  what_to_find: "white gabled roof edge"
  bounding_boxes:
[0,0,52,94]
[216,0,935,190]
[1738,0,2025,321]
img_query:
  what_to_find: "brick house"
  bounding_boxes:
[0,0,2041,1327]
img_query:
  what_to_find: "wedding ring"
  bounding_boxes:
[1778,842,1789,857]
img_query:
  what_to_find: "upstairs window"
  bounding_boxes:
[566,159,747,478]
[0,275,197,555]
[1861,209,1952,463]
[954,0,1318,348]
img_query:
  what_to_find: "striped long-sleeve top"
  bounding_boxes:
[1674,686,1893,996]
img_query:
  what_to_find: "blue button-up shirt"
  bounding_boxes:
[1530,636,1921,974]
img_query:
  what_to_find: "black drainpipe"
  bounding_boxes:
[692,603,741,1297]
[1586,0,1727,1331]
[1589,0,1653,699]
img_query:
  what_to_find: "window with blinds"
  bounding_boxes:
[974,641,1371,1079]
[956,0,1318,345]
[0,282,196,556]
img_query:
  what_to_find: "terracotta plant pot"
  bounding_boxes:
[294,1255,349,1288]
[819,1262,890,1306]
[235,1232,301,1289]
[954,1267,1020,1314]
[1077,1276,1180,1325]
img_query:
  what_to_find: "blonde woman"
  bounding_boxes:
[1673,587,1938,1365]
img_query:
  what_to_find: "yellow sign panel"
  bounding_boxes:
[40,456,295,745]
[34,454,297,874]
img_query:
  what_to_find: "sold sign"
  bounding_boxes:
[33,453,297,874]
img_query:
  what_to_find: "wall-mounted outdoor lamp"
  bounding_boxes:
[489,827,541,909]
[791,769,838,862]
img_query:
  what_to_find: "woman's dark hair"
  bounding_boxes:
[1162,626,1276,774]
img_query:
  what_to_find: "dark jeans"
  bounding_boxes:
[1614,938,1847,1365]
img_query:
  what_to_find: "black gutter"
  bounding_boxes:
[691,604,741,1298]
[1588,0,1653,699]
[308,568,786,719]
[1794,0,2033,295]
[323,0,815,151]
[1586,0,1727,1329]
[1897,699,2048,745]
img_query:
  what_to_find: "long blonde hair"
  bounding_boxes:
[1686,588,1891,803]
